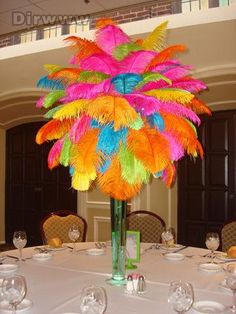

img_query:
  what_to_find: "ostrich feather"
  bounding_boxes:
[70,129,101,175]
[44,105,64,119]
[98,156,142,200]
[36,119,74,144]
[87,96,138,130]
[69,115,91,143]
[125,94,160,116]
[49,68,82,84]
[37,76,64,90]
[53,100,89,120]
[44,64,63,74]
[59,135,72,166]
[127,127,170,173]
[157,65,191,81]
[96,24,130,55]
[42,90,65,108]
[78,70,110,83]
[141,21,168,51]
[119,51,156,74]
[146,45,186,70]
[80,53,119,75]
[113,42,141,61]
[48,138,64,169]
[36,96,45,108]
[97,125,128,155]
[161,131,184,161]
[147,113,165,131]
[187,98,211,115]
[161,162,176,187]
[145,89,194,105]
[111,73,142,94]
[171,78,207,93]
[140,80,170,92]
[99,158,112,173]
[129,114,143,130]
[118,145,150,184]
[72,170,94,191]
[135,72,171,89]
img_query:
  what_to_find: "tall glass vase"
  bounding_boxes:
[110,198,127,285]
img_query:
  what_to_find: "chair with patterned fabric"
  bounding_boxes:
[40,210,87,244]
[221,221,236,252]
[127,210,166,243]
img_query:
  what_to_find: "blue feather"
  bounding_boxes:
[91,119,101,128]
[111,73,142,94]
[97,125,128,155]
[69,166,75,176]
[99,159,112,173]
[147,113,165,131]
[37,76,64,90]
[154,171,163,178]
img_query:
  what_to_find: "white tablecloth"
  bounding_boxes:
[0,243,232,314]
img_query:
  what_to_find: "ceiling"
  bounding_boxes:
[0,0,149,36]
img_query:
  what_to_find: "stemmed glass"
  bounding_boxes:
[68,225,80,253]
[2,275,27,314]
[13,231,27,261]
[168,281,194,314]
[161,228,175,249]
[225,263,236,312]
[205,232,220,263]
[80,285,107,314]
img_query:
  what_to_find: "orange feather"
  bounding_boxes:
[96,18,116,29]
[98,156,142,200]
[49,68,82,84]
[36,119,74,144]
[87,96,138,130]
[187,98,211,115]
[127,127,170,173]
[162,162,176,187]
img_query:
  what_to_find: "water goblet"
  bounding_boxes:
[68,225,80,253]
[2,275,27,314]
[225,263,236,312]
[13,231,27,261]
[80,285,107,314]
[168,281,194,314]
[205,232,220,263]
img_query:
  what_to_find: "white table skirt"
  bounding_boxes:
[0,243,232,314]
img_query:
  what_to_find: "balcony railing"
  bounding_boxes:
[0,0,231,49]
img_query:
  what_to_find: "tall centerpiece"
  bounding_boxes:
[36,18,210,284]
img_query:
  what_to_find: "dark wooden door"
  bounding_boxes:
[6,122,77,246]
[178,110,236,248]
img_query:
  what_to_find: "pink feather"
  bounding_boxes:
[155,66,192,81]
[171,79,207,93]
[36,96,45,108]
[96,24,130,55]
[48,138,64,169]
[140,80,168,92]
[119,51,156,74]
[80,53,119,75]
[162,131,184,161]
[149,60,180,71]
[62,79,113,101]
[69,115,91,143]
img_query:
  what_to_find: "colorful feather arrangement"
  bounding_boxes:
[36,18,210,200]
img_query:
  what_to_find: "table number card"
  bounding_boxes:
[126,231,140,269]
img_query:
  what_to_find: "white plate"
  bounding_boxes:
[159,244,183,251]
[0,264,18,274]
[192,301,226,313]
[0,299,33,313]
[215,253,236,261]
[164,253,185,261]
[86,248,105,256]
[199,263,222,272]
[32,253,52,261]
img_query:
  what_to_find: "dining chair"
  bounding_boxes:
[40,210,87,244]
[126,210,166,243]
[221,220,236,252]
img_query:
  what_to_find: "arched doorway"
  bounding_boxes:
[5,122,77,246]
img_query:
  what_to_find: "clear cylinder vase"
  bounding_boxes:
[110,198,127,285]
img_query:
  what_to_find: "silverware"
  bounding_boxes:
[173,246,188,253]
[6,255,19,260]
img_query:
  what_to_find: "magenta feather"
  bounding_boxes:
[80,53,119,75]
[171,79,207,93]
[96,24,130,55]
[119,51,156,74]
[69,115,91,143]
[36,96,45,108]
[140,80,168,92]
[63,79,113,101]
[149,60,181,71]
[162,131,184,161]
[153,65,192,81]
[48,138,64,169]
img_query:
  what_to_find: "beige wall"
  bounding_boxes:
[0,129,5,242]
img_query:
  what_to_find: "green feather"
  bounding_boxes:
[77,71,110,83]
[43,105,64,119]
[129,114,143,130]
[44,64,64,74]
[113,43,141,61]
[60,135,71,167]
[118,145,150,184]
[43,90,65,108]
[136,72,171,89]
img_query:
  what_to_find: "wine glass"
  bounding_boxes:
[225,263,236,312]
[13,231,27,261]
[2,275,27,314]
[161,228,175,249]
[68,225,80,253]
[205,232,220,263]
[80,285,107,314]
[168,281,194,314]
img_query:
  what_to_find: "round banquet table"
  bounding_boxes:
[0,243,233,314]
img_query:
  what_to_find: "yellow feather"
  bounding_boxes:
[53,100,89,120]
[72,171,91,191]
[87,96,138,130]
[141,21,168,51]
[145,89,194,104]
